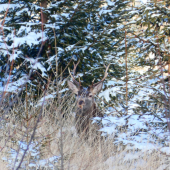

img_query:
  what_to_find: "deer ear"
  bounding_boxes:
[92,82,103,94]
[67,80,79,94]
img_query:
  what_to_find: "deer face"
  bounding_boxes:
[68,61,109,114]
[67,81,103,112]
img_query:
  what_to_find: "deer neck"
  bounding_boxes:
[76,103,97,117]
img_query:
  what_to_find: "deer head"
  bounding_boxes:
[68,61,110,114]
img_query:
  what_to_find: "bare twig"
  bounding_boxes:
[15,85,49,170]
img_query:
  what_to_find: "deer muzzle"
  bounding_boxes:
[78,100,85,109]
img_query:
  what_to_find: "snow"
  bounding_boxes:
[0,4,19,11]
[26,58,47,77]
[99,9,113,16]
[24,32,47,47]
[46,55,57,63]
[9,52,20,61]
[140,0,148,3]
[15,7,29,16]
[3,141,59,169]
[123,152,141,161]
[66,45,75,51]
[106,0,116,6]
[28,155,59,168]
[99,88,112,102]
[151,14,161,18]
[36,93,55,107]
[17,25,31,36]
[100,125,116,135]
[4,27,47,61]
[0,76,29,93]
[132,143,156,151]
[160,147,170,155]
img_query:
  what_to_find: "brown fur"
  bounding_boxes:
[75,102,103,140]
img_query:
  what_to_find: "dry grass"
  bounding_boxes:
[0,87,170,170]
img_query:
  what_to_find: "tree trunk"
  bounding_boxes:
[41,0,48,26]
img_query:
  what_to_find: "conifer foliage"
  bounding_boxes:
[100,0,170,148]
[0,0,129,95]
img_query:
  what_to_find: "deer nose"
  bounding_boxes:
[79,100,84,105]
[78,100,84,109]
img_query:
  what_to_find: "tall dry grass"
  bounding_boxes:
[0,82,170,170]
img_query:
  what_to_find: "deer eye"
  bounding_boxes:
[89,94,93,98]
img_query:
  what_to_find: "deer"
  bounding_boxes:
[67,61,110,141]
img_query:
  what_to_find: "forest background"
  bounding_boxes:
[0,0,170,169]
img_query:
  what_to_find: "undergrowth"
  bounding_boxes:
[0,82,169,170]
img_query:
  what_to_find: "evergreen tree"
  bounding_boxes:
[0,0,130,96]
[100,0,170,147]
[128,0,170,132]
[0,0,48,95]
